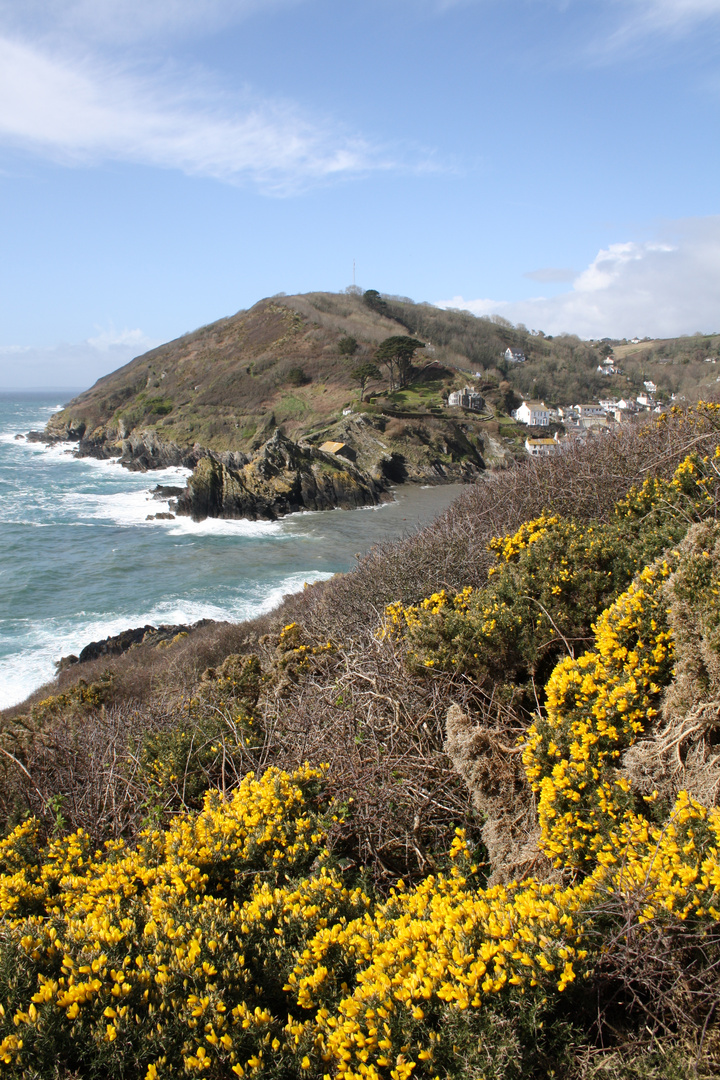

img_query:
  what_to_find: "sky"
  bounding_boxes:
[1,0,720,388]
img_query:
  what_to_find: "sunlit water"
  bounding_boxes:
[0,392,465,709]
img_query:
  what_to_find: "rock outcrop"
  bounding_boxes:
[172,430,390,521]
[55,619,217,671]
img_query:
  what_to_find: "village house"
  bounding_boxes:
[643,380,657,393]
[448,386,484,411]
[574,403,605,419]
[513,400,550,426]
[525,436,556,457]
[504,348,526,364]
[580,414,608,429]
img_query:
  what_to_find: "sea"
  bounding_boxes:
[0,392,465,710]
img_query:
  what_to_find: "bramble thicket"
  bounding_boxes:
[2,408,720,1077]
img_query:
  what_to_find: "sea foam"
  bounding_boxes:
[0,569,331,710]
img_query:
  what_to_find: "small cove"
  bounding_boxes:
[0,392,465,708]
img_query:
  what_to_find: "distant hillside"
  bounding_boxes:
[45,289,720,468]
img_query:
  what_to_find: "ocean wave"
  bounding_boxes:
[0,569,333,710]
[166,515,284,537]
[61,488,171,527]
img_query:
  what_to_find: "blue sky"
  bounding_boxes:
[1,0,720,387]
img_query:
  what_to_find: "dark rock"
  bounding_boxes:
[217,450,249,470]
[65,619,218,668]
[151,485,185,500]
[55,654,79,672]
[41,416,87,442]
[146,512,176,520]
[61,427,207,471]
[172,430,390,522]
[78,625,156,663]
[117,430,200,471]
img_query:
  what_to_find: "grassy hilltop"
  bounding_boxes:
[47,290,720,477]
[3,405,720,1077]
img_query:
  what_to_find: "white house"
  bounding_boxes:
[514,400,550,426]
[504,348,526,364]
[636,392,654,408]
[575,404,605,419]
[643,380,657,393]
[616,399,637,412]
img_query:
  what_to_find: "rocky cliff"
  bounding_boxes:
[172,430,390,521]
[32,291,514,519]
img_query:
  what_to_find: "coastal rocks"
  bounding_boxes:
[112,430,202,471]
[151,484,185,500]
[27,418,86,444]
[55,619,216,670]
[30,415,204,471]
[172,430,389,521]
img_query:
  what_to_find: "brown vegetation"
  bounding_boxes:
[6,407,720,887]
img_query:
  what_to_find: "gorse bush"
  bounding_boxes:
[382,449,720,712]
[4,412,720,1076]
[524,556,676,870]
[1,762,719,1075]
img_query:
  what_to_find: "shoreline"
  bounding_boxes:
[1,408,468,710]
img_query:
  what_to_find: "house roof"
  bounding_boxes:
[319,441,348,454]
[520,400,548,409]
[526,437,555,445]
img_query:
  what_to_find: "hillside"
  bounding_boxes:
[40,292,509,517]
[43,290,720,473]
[3,405,720,1077]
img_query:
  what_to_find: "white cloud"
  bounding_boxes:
[0,328,160,389]
[438,217,720,339]
[0,35,394,192]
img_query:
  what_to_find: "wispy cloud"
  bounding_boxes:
[599,0,720,52]
[438,217,720,338]
[619,0,720,29]
[0,35,398,193]
[86,326,155,351]
[0,327,160,389]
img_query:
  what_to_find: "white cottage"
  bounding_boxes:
[514,400,550,426]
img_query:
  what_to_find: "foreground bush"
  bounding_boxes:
[1,762,719,1079]
[3,417,720,1077]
